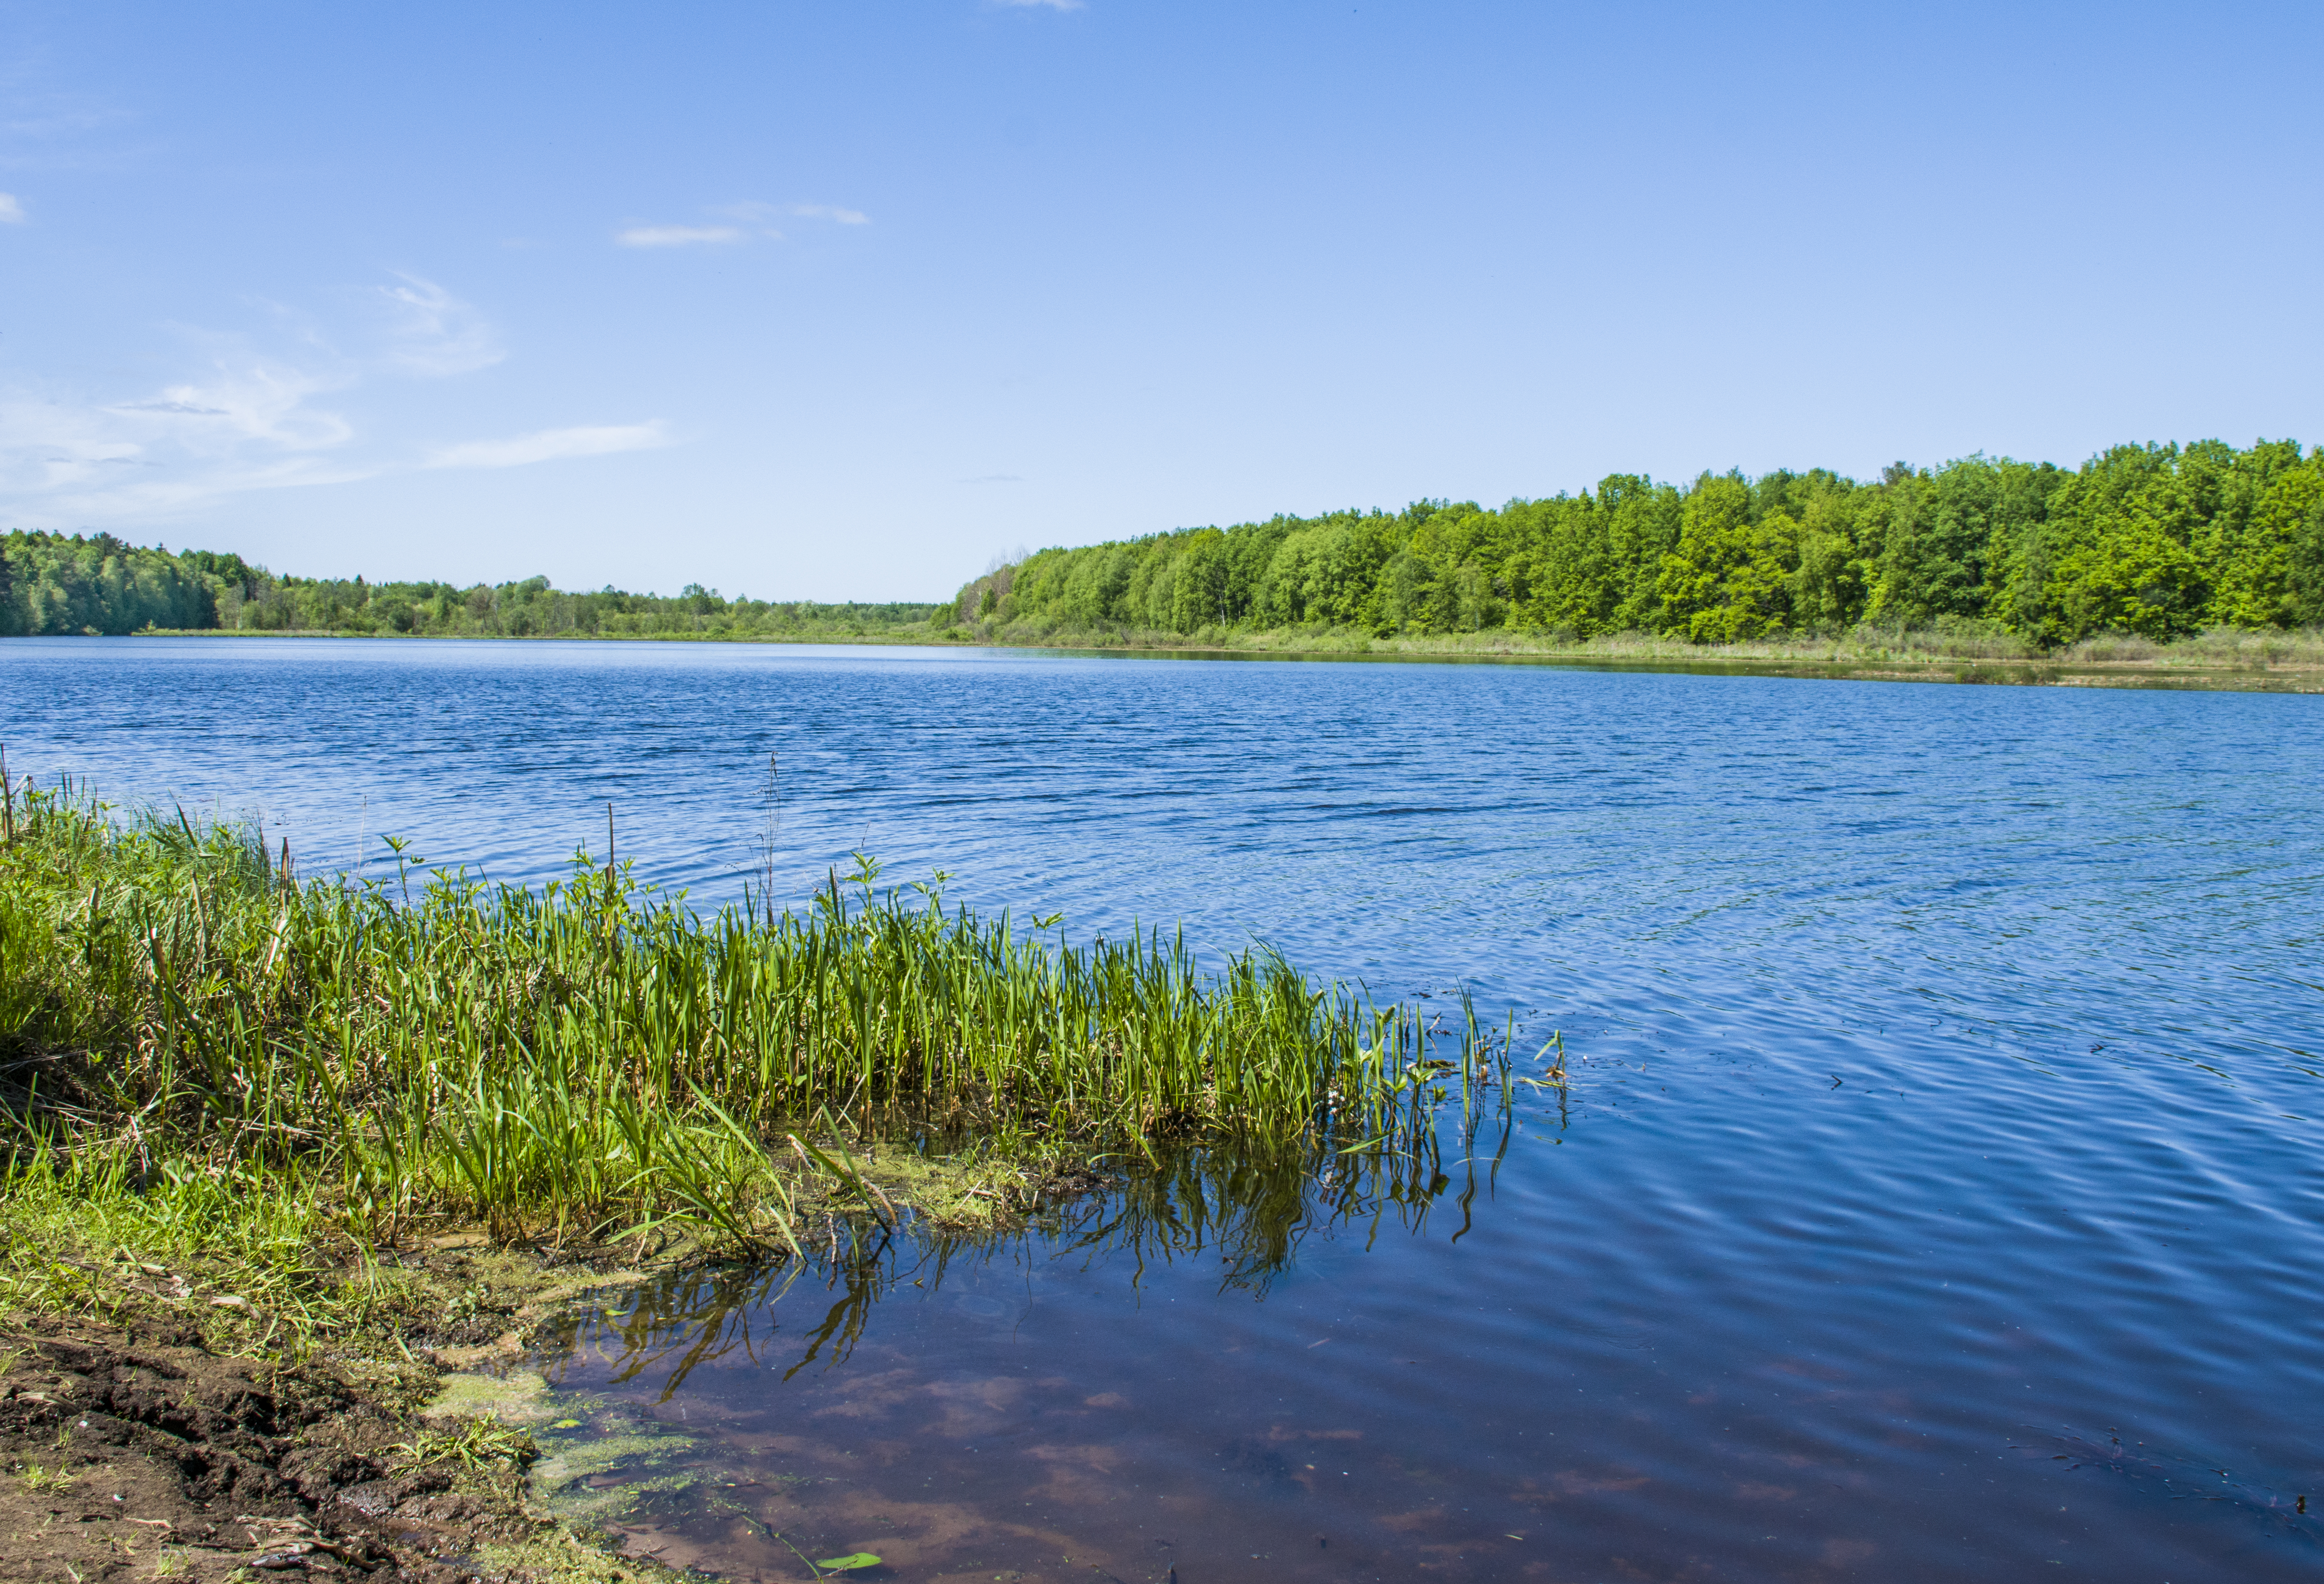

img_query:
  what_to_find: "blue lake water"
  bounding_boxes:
[6,635,2324,1580]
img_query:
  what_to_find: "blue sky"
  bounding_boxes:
[1,1,2317,600]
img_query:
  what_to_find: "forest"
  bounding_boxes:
[0,533,939,639]
[950,440,2324,647]
[4,439,2319,648]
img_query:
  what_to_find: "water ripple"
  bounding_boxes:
[7,635,2324,1577]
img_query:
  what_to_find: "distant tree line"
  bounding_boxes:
[951,440,2324,646]
[0,531,940,639]
[9,440,2319,648]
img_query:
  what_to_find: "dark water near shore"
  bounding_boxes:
[7,636,2324,1580]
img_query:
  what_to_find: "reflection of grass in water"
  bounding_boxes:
[511,1123,1547,1584]
[531,1099,1539,1406]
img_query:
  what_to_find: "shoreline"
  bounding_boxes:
[105,626,2324,693]
[0,788,1466,1584]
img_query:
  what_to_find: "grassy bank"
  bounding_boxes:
[926,618,2324,689]
[0,785,1533,1584]
[121,619,2324,690]
[0,783,1479,1350]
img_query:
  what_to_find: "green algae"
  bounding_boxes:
[529,1422,704,1522]
[420,1372,711,1525]
[424,1369,558,1425]
[476,1534,659,1584]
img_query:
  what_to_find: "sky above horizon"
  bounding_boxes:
[2,1,2319,601]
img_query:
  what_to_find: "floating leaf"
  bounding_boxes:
[813,1556,881,1572]
[550,1418,583,1429]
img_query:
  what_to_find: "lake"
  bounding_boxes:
[6,635,2322,1580]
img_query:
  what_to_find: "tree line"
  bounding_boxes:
[950,440,2324,646]
[0,531,940,639]
[8,439,2319,647]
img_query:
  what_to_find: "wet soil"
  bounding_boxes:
[0,1154,1111,1584]
[0,1314,588,1584]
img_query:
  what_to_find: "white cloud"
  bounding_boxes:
[423,421,671,471]
[105,360,355,452]
[0,272,651,526]
[0,193,24,223]
[379,273,503,376]
[703,200,869,236]
[0,269,517,526]
[615,224,742,248]
[0,352,370,524]
[705,202,783,238]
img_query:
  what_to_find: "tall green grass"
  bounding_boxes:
[0,783,1498,1270]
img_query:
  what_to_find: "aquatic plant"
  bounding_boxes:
[392,1416,539,1472]
[0,780,1498,1280]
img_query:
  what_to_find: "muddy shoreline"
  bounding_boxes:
[0,1231,670,1584]
[0,1160,1111,1584]
[0,1316,561,1584]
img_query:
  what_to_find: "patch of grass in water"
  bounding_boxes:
[393,1414,540,1472]
[0,782,1489,1354]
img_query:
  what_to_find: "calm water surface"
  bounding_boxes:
[6,636,2323,1581]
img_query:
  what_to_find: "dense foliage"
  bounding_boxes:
[8,439,2319,648]
[953,440,2324,646]
[0,531,940,639]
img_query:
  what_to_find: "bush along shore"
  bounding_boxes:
[0,779,1513,1584]
[9,441,2322,685]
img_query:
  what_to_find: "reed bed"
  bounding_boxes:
[0,782,1505,1290]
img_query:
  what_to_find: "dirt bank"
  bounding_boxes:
[0,1313,622,1584]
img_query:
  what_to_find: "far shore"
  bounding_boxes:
[103,623,2324,693]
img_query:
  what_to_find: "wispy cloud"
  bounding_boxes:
[0,270,534,525]
[379,273,503,376]
[0,194,24,224]
[0,351,370,524]
[669,200,873,241]
[101,360,354,450]
[615,223,743,248]
[423,421,671,471]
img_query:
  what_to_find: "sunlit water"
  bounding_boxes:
[6,636,2323,1580]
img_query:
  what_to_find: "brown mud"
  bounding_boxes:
[0,1313,597,1584]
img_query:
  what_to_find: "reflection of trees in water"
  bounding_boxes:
[529,1108,1524,1401]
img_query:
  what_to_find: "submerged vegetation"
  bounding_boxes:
[951,439,2324,649]
[0,780,1501,1342]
